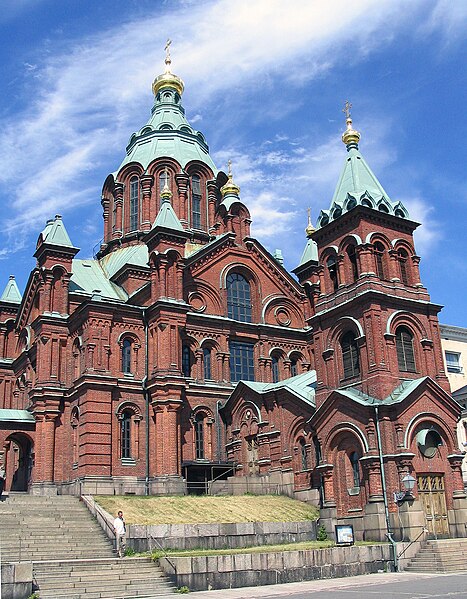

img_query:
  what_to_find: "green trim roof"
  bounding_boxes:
[0,409,35,423]
[38,215,75,248]
[153,197,185,232]
[236,370,317,407]
[317,144,409,228]
[0,276,22,304]
[117,88,217,174]
[99,245,149,280]
[70,259,128,301]
[297,237,318,267]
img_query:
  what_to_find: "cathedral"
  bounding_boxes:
[0,49,465,541]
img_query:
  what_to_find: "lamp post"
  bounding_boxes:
[401,474,416,498]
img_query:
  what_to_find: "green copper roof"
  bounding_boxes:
[0,409,35,423]
[99,245,149,280]
[39,214,75,248]
[70,259,128,301]
[317,139,409,228]
[297,237,318,266]
[152,196,185,232]
[0,275,22,304]
[117,87,217,173]
[238,370,317,407]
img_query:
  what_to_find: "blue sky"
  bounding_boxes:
[0,0,466,325]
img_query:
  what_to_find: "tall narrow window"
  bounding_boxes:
[398,249,410,285]
[396,326,416,372]
[195,413,205,459]
[112,201,117,230]
[182,345,192,377]
[203,347,212,380]
[374,242,385,280]
[271,355,280,383]
[191,175,202,229]
[341,331,360,379]
[121,411,132,459]
[129,177,139,231]
[313,436,322,466]
[227,273,252,322]
[300,438,308,470]
[347,245,358,282]
[229,341,255,382]
[290,357,298,377]
[350,451,360,488]
[327,256,339,291]
[122,339,132,374]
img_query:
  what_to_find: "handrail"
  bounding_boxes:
[148,533,177,575]
[397,526,428,559]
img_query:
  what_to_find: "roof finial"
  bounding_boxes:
[152,39,185,97]
[341,100,361,148]
[160,167,173,203]
[305,207,315,237]
[220,159,240,197]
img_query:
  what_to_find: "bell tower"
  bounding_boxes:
[295,104,449,406]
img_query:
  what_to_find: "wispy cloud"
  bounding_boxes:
[0,0,462,259]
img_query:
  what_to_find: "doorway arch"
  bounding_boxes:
[4,433,33,492]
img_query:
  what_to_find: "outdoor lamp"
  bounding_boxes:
[401,474,416,496]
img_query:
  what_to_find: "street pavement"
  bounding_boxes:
[163,571,467,598]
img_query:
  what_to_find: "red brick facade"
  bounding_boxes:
[0,66,465,540]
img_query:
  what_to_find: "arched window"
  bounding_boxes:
[327,256,339,291]
[112,200,117,231]
[120,410,132,459]
[349,451,360,488]
[313,436,322,466]
[203,347,212,380]
[398,249,410,285]
[129,176,139,231]
[346,245,358,282]
[271,354,280,383]
[374,242,385,280]
[227,273,252,322]
[195,413,205,459]
[299,438,308,470]
[122,339,132,374]
[191,174,202,229]
[396,326,416,372]
[290,357,298,377]
[341,331,360,379]
[182,344,192,377]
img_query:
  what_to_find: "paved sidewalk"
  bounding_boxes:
[173,571,452,598]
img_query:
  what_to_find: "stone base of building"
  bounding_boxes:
[449,493,467,538]
[30,482,59,496]
[31,475,187,496]
[211,470,314,499]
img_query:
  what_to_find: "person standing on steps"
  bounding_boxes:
[113,510,126,558]
[0,465,5,499]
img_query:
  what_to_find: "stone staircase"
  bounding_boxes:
[406,538,467,573]
[0,493,176,597]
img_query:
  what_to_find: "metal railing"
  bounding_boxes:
[147,533,177,576]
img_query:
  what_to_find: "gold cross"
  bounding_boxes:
[227,159,232,177]
[343,100,352,119]
[165,39,172,59]
[307,207,311,224]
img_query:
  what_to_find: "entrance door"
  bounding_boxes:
[417,474,449,538]
[246,435,259,476]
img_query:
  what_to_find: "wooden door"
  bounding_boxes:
[417,474,449,538]
[246,436,259,475]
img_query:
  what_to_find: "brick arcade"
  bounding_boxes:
[0,51,465,541]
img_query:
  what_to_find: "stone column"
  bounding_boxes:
[207,180,217,233]
[175,173,189,226]
[113,182,124,238]
[101,196,110,245]
[140,174,154,231]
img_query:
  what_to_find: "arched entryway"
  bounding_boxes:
[4,433,33,492]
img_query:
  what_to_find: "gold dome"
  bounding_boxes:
[341,100,360,146]
[152,40,185,97]
[305,207,315,237]
[221,160,240,197]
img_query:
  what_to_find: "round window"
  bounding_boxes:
[416,428,442,458]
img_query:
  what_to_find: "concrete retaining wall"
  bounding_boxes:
[159,544,393,591]
[129,520,318,552]
[1,562,33,599]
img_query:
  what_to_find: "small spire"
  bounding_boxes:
[220,160,240,197]
[305,207,315,237]
[341,100,361,148]
[160,167,173,203]
[164,39,172,72]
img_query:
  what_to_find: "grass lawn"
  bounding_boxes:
[95,494,320,525]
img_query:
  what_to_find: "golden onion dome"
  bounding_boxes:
[305,208,315,237]
[221,160,240,197]
[152,40,185,97]
[341,101,360,146]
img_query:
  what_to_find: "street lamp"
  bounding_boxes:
[401,474,416,498]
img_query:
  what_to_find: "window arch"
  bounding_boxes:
[182,344,193,377]
[299,438,308,471]
[122,338,132,374]
[203,346,212,380]
[373,242,386,280]
[327,256,339,291]
[129,176,139,231]
[227,273,252,322]
[341,331,360,379]
[271,354,280,383]
[195,412,205,459]
[120,409,132,459]
[398,249,410,285]
[117,404,141,461]
[71,407,80,467]
[191,174,202,229]
[396,326,416,372]
[290,356,298,377]
[346,245,358,283]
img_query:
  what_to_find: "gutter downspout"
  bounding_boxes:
[216,401,223,463]
[142,307,150,496]
[374,405,398,572]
